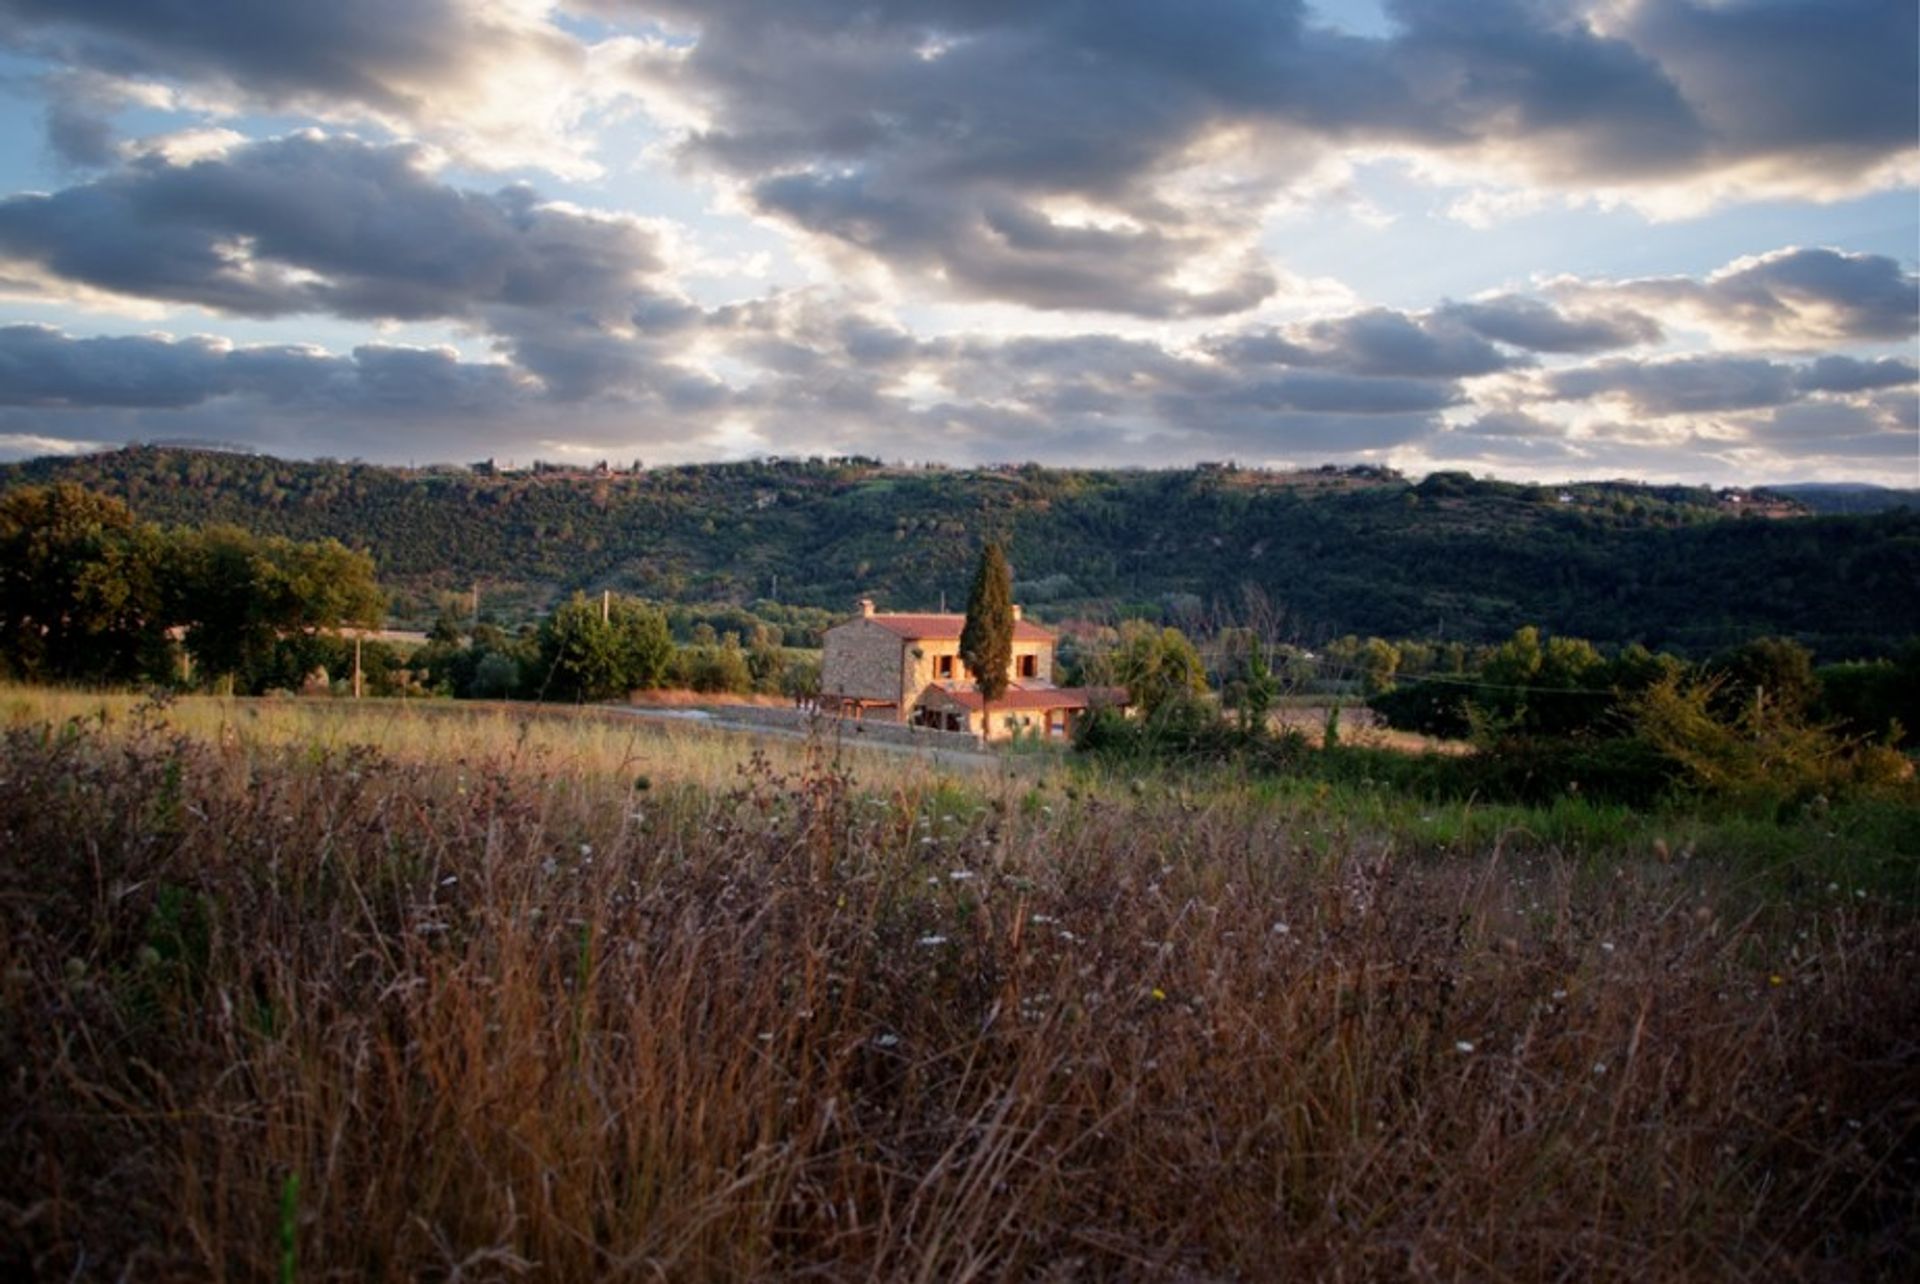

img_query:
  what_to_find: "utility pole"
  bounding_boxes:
[353,633,363,699]
[602,589,610,623]
[471,581,480,627]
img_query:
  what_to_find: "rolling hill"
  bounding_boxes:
[4,448,1915,658]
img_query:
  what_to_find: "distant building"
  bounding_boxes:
[819,599,1122,741]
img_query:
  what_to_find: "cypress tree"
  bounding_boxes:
[959,541,1014,734]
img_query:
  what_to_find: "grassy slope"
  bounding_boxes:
[2,691,1915,1278]
[6,447,1918,655]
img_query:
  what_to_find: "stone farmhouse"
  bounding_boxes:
[820,599,1121,741]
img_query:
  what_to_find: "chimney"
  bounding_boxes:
[1011,604,1023,622]
[858,597,875,617]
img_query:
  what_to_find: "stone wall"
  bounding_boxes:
[819,618,910,715]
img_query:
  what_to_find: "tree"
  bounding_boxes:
[535,593,671,701]
[960,542,1014,728]
[1240,639,1278,734]
[169,527,383,691]
[1113,621,1208,718]
[0,484,167,683]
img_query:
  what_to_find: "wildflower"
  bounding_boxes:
[1270,922,1290,936]
[1769,974,1785,987]
[1593,1062,1608,1075]
[917,935,948,947]
[948,869,975,881]
[1456,1041,1475,1054]
[1150,987,1166,1001]
[580,843,593,858]
[1601,942,1615,953]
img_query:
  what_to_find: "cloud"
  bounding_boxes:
[1564,247,1920,346]
[602,0,1916,313]
[0,0,606,175]
[1544,352,1917,416]
[1437,295,1662,353]
[0,133,668,323]
[3,241,1911,482]
[0,324,228,407]
[1208,307,1517,378]
[0,322,739,460]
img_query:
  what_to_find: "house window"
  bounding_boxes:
[1018,654,1037,678]
[936,654,954,679]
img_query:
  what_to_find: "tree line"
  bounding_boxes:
[8,446,1916,659]
[1,484,382,692]
[1074,617,1918,812]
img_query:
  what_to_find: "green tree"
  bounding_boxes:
[960,542,1014,724]
[169,527,383,691]
[1707,636,1819,721]
[0,484,167,683]
[1358,636,1401,696]
[1114,621,1208,717]
[535,593,670,701]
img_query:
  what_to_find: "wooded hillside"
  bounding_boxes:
[4,448,1914,657]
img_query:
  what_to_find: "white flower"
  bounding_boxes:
[1456,1041,1475,1053]
[917,935,948,947]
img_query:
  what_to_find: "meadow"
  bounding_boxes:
[2,690,1915,1280]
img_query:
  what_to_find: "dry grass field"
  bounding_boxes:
[1,690,1915,1279]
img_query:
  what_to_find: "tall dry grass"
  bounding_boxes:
[1,696,1915,1279]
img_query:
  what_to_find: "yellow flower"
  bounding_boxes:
[1151,987,1166,1002]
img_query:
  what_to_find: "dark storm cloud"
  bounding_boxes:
[1545,352,1918,416]
[0,133,665,320]
[607,0,1913,314]
[1437,295,1662,353]
[1587,247,1920,344]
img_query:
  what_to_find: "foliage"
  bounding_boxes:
[674,639,754,694]
[9,447,1917,657]
[1628,672,1911,810]
[0,484,383,692]
[1093,621,1208,716]
[0,483,167,684]
[169,525,384,689]
[959,541,1013,706]
[1818,641,1920,746]
[534,593,672,701]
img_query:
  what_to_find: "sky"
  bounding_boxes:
[0,0,1913,485]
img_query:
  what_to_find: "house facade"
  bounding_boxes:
[820,599,1118,741]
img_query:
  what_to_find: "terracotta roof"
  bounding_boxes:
[860,612,1055,643]
[918,683,1126,713]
